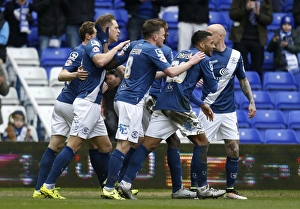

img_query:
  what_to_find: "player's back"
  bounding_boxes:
[57,44,85,104]
[155,48,216,112]
[115,41,170,105]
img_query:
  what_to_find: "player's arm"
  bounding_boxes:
[92,40,130,68]
[238,77,256,118]
[163,52,205,77]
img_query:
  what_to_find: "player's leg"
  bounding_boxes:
[33,101,72,198]
[102,101,142,200]
[220,112,247,200]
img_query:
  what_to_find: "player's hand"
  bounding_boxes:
[95,25,109,44]
[196,78,203,87]
[188,51,205,65]
[248,102,256,118]
[77,66,89,80]
[201,103,214,121]
[114,40,130,51]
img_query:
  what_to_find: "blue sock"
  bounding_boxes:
[167,148,182,193]
[89,149,111,187]
[190,154,198,188]
[105,149,125,188]
[192,145,208,187]
[118,147,135,183]
[35,147,57,190]
[45,146,74,184]
[123,144,150,184]
[226,156,239,188]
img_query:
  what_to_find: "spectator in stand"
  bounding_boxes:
[293,0,300,31]
[123,0,162,40]
[266,15,300,80]
[31,0,68,57]
[229,0,273,79]
[271,0,281,12]
[64,0,95,49]
[3,0,34,47]
[0,10,9,63]
[2,110,32,142]
[156,0,209,52]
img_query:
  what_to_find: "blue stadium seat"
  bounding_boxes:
[94,0,113,8]
[240,90,274,110]
[217,0,232,11]
[236,110,251,128]
[263,72,297,92]
[284,0,293,13]
[288,111,300,142]
[40,47,72,78]
[162,10,178,29]
[267,13,287,32]
[114,0,125,9]
[165,29,178,50]
[245,71,262,90]
[288,110,300,130]
[209,0,218,11]
[209,11,230,32]
[264,129,299,144]
[262,51,274,71]
[251,110,286,139]
[275,91,300,123]
[239,128,263,144]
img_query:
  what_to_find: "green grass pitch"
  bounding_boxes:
[1,188,300,209]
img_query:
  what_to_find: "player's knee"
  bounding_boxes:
[166,135,180,149]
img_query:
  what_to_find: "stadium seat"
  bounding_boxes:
[28,125,39,142]
[209,0,218,11]
[240,90,274,110]
[94,0,113,8]
[245,71,262,90]
[166,29,178,51]
[209,11,230,32]
[217,0,232,11]
[162,10,178,29]
[262,51,274,71]
[239,128,263,144]
[40,47,72,78]
[25,86,56,105]
[17,66,49,86]
[263,72,297,92]
[236,110,251,128]
[284,0,293,13]
[28,26,39,48]
[49,67,64,88]
[264,129,299,144]
[288,110,300,130]
[251,109,286,139]
[0,87,20,105]
[6,47,40,66]
[275,91,300,123]
[267,13,287,32]
[114,0,124,9]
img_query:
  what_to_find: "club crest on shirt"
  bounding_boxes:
[91,40,100,46]
[68,52,79,61]
[92,47,100,53]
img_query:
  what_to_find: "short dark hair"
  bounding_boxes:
[191,30,212,47]
[141,19,165,39]
[79,21,95,41]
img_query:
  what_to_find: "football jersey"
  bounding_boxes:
[77,38,106,104]
[155,48,218,112]
[56,44,85,104]
[114,40,173,100]
[202,47,246,113]
[114,40,171,105]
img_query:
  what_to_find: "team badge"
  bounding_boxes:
[81,127,89,135]
[64,59,72,66]
[68,52,79,61]
[92,47,100,52]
